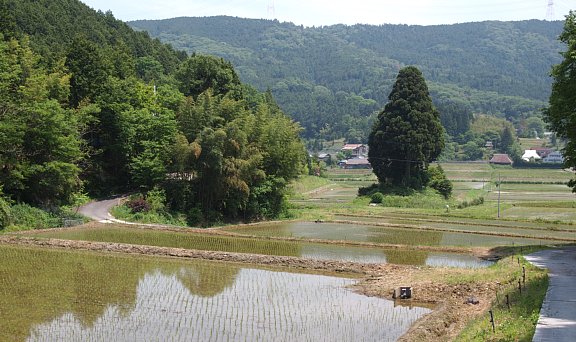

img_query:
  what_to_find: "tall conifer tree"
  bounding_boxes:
[368,66,444,188]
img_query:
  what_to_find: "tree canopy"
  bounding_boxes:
[368,66,444,189]
[545,11,576,191]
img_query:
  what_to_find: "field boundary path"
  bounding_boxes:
[526,246,576,342]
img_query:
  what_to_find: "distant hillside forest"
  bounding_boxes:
[130,17,564,141]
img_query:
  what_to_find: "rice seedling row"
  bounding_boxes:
[26,226,490,267]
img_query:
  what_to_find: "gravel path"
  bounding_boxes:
[526,246,576,342]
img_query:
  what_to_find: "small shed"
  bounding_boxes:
[489,154,513,165]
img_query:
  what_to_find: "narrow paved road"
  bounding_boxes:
[526,247,576,342]
[78,197,125,223]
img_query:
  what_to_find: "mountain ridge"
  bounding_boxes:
[130,16,564,139]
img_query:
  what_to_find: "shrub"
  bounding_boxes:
[0,197,11,229]
[186,207,204,226]
[370,192,385,204]
[427,165,453,199]
[126,196,151,213]
[146,187,166,212]
[9,204,61,229]
[457,196,484,209]
[358,183,379,196]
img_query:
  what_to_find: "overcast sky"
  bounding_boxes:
[80,0,573,26]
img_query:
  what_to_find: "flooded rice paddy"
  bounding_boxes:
[332,215,576,242]
[0,245,430,341]
[223,221,563,247]
[31,226,491,268]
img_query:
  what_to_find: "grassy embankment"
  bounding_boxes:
[455,254,548,341]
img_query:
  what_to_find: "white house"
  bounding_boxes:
[522,150,541,162]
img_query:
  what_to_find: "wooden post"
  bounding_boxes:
[506,294,510,309]
[518,279,522,294]
[489,310,495,333]
[522,266,526,285]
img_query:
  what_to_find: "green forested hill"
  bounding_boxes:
[1,1,307,226]
[130,16,564,139]
[2,0,186,72]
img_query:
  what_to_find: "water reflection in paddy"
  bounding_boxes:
[31,226,491,268]
[29,270,430,342]
[0,246,431,342]
[299,243,492,268]
[224,221,557,247]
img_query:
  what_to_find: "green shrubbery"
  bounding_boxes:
[113,189,187,226]
[2,204,83,231]
[457,197,485,209]
[358,183,449,209]
[427,165,453,199]
[370,192,384,204]
[358,164,453,208]
[0,197,11,229]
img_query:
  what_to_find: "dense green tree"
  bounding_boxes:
[435,101,473,136]
[461,141,484,161]
[0,36,82,206]
[368,66,444,189]
[175,55,243,99]
[6,0,185,71]
[65,36,111,108]
[500,126,515,154]
[525,116,546,138]
[545,11,576,191]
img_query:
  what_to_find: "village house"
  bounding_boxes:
[489,154,513,165]
[341,144,368,158]
[530,147,553,158]
[340,157,372,169]
[542,151,564,164]
[522,150,541,162]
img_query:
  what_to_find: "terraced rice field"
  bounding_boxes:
[223,221,565,247]
[0,245,430,342]
[27,226,491,267]
[332,214,576,242]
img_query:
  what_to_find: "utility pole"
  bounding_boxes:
[497,173,501,218]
